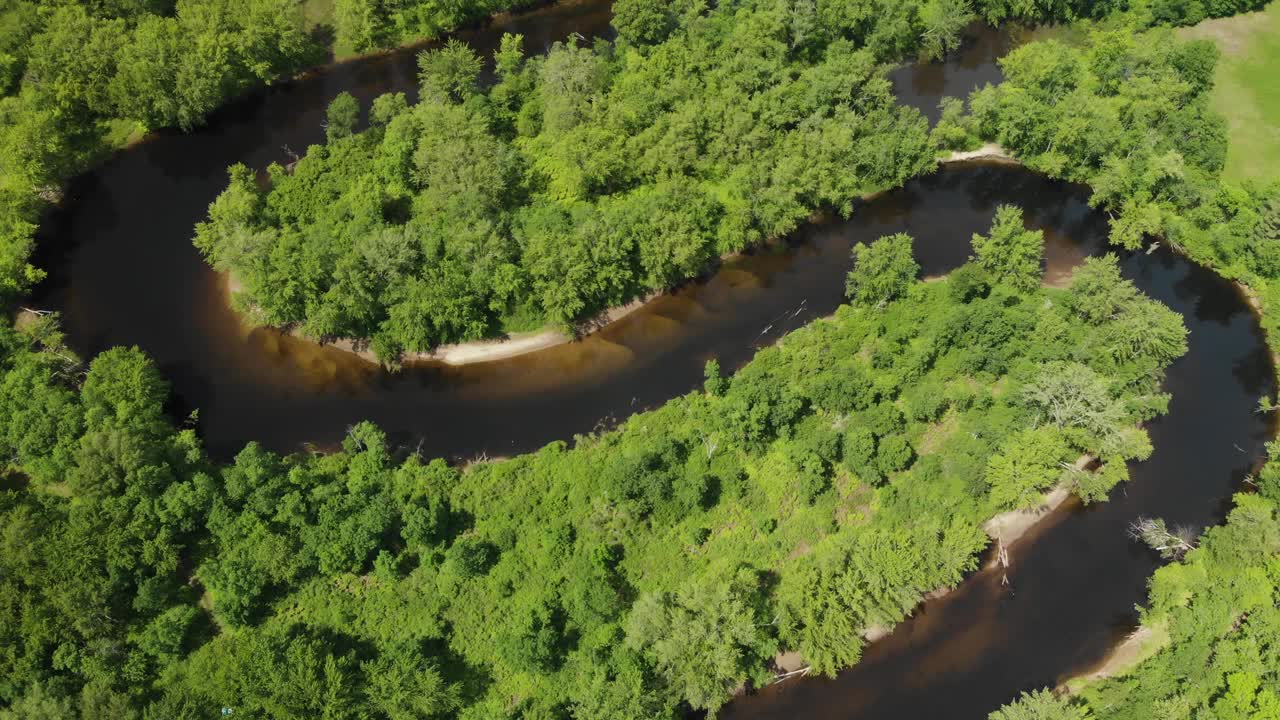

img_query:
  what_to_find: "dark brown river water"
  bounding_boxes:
[29,4,1276,717]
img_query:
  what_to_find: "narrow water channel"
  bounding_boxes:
[28,5,1276,717]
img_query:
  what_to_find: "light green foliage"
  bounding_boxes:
[971,204,1044,292]
[362,642,458,720]
[192,163,265,273]
[846,233,920,307]
[990,689,1092,720]
[0,683,76,720]
[325,91,360,142]
[985,426,1070,509]
[626,569,773,712]
[417,39,482,103]
[0,252,1185,715]
[613,0,684,46]
[1069,458,1128,504]
[200,6,940,360]
[934,95,982,150]
[704,358,727,396]
[920,0,977,60]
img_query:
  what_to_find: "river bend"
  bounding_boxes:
[28,5,1276,717]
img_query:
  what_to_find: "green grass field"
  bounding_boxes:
[299,0,361,59]
[300,0,335,31]
[1181,3,1280,184]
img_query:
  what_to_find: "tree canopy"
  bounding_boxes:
[0,242,1186,716]
[846,232,920,307]
[965,23,1280,720]
[196,6,946,360]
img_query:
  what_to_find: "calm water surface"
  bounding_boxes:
[29,5,1276,717]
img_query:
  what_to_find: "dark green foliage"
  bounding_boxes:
[0,0,321,300]
[332,0,543,54]
[199,4,940,360]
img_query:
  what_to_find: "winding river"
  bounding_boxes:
[29,3,1277,717]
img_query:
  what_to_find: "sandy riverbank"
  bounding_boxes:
[222,148,1018,368]
[770,452,1091,680]
[221,272,655,366]
[945,143,1016,163]
[1058,625,1165,694]
[981,455,1093,556]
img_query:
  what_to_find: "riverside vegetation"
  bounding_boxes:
[0,0,550,311]
[0,218,1189,716]
[194,0,1267,362]
[196,3,942,360]
[953,5,1280,719]
[988,475,1280,719]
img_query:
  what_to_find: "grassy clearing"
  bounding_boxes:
[300,0,334,30]
[1180,3,1280,184]
[299,0,360,58]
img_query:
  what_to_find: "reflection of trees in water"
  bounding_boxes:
[892,24,1010,123]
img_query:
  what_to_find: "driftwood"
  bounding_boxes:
[995,536,1010,587]
[772,666,811,684]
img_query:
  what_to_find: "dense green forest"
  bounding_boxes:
[0,0,550,307]
[197,1,944,360]
[0,217,1188,716]
[197,0,1272,362]
[2,0,1280,718]
[948,8,1280,338]
[328,0,542,55]
[0,0,320,298]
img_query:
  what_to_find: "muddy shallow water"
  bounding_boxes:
[28,5,1276,717]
